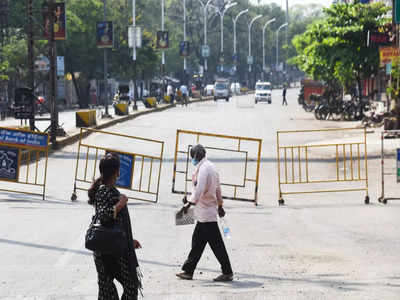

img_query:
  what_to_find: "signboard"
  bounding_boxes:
[386,62,392,75]
[57,56,64,76]
[369,32,392,46]
[0,128,48,150]
[43,2,66,40]
[397,148,400,182]
[57,79,65,99]
[247,55,253,65]
[202,45,210,58]
[0,146,20,182]
[396,0,400,24]
[179,41,190,57]
[232,53,238,64]
[14,88,34,120]
[106,151,134,189]
[379,46,400,66]
[96,21,114,48]
[156,31,169,49]
[128,26,142,48]
[35,55,50,72]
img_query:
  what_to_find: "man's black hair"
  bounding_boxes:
[190,144,206,161]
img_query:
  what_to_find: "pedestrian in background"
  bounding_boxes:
[167,84,174,104]
[282,84,288,106]
[180,84,189,106]
[176,144,233,282]
[88,153,143,300]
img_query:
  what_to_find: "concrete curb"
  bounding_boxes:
[51,97,213,153]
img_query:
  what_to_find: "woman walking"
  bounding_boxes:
[88,153,142,300]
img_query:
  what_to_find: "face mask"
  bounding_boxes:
[191,158,199,166]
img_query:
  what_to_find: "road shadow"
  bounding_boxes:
[0,238,389,293]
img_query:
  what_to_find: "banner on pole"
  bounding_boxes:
[128,26,142,48]
[156,31,169,49]
[97,21,114,48]
[43,2,66,40]
[179,41,190,57]
[202,45,210,58]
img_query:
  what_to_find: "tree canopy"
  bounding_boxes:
[290,2,390,92]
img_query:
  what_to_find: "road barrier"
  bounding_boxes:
[277,127,369,205]
[0,127,49,200]
[71,128,164,203]
[144,97,157,108]
[76,110,97,127]
[378,130,400,204]
[172,129,262,205]
[114,103,129,116]
[164,95,171,103]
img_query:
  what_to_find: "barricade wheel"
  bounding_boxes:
[278,199,285,206]
[71,192,77,202]
[364,196,370,205]
[383,198,387,205]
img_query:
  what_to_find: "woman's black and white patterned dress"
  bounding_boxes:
[93,184,142,300]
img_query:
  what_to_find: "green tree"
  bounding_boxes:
[290,2,389,95]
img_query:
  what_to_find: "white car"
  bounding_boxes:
[255,82,272,104]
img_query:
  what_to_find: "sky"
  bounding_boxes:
[250,0,332,8]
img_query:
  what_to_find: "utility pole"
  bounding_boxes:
[47,0,58,148]
[132,0,138,110]
[161,0,165,100]
[103,0,110,117]
[183,0,187,76]
[27,0,35,131]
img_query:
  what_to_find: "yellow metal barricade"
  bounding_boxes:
[71,128,164,203]
[172,129,262,205]
[0,127,49,200]
[277,127,369,205]
[378,129,400,204]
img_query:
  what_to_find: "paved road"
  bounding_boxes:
[0,88,399,299]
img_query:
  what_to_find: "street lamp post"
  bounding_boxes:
[103,0,110,117]
[213,2,237,55]
[132,0,138,110]
[161,0,165,99]
[262,18,275,80]
[276,22,288,72]
[248,14,262,73]
[233,8,248,59]
[183,0,187,75]
[197,0,214,84]
[276,22,288,86]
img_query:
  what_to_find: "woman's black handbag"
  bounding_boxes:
[85,216,127,256]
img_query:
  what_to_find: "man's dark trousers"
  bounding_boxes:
[182,221,233,275]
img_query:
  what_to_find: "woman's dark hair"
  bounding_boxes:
[190,144,206,162]
[88,153,120,205]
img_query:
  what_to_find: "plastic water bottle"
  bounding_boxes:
[221,218,231,239]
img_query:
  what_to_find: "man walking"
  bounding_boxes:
[180,84,189,106]
[176,144,233,282]
[282,84,288,106]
